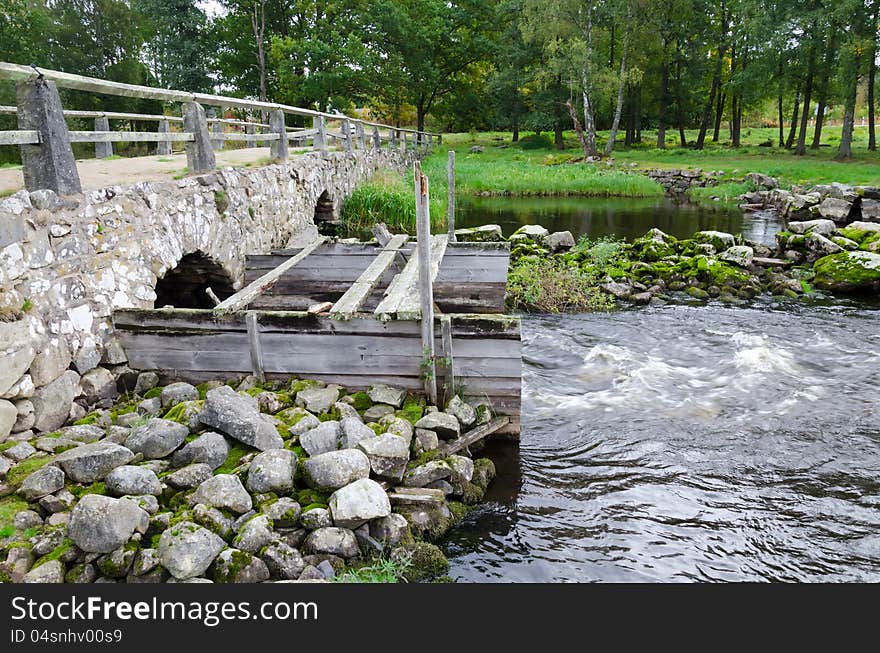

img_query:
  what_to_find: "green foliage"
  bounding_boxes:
[333,556,411,583]
[215,443,253,475]
[0,496,29,532]
[6,455,55,487]
[340,171,445,236]
[507,257,615,313]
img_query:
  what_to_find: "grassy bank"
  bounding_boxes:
[339,170,446,236]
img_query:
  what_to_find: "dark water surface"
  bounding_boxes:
[446,303,880,581]
[456,195,783,244]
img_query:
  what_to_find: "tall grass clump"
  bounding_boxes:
[333,556,411,583]
[507,257,614,313]
[688,180,757,209]
[340,171,445,236]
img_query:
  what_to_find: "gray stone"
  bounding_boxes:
[446,395,476,428]
[54,441,135,482]
[199,386,283,451]
[125,418,188,459]
[363,404,395,421]
[137,397,162,417]
[131,548,160,576]
[295,386,339,414]
[303,449,370,491]
[447,455,475,493]
[262,497,301,528]
[165,463,213,489]
[454,223,503,242]
[815,197,853,222]
[545,230,576,252]
[0,399,17,440]
[261,542,306,580]
[414,412,460,439]
[247,449,297,494]
[65,562,97,584]
[695,230,736,250]
[403,460,453,488]
[160,382,198,408]
[122,494,159,514]
[0,321,35,397]
[845,221,880,232]
[382,416,414,445]
[171,431,229,470]
[23,559,65,583]
[4,440,35,461]
[511,224,549,242]
[105,465,161,497]
[12,399,34,434]
[68,495,149,553]
[367,384,406,408]
[61,424,105,443]
[425,479,454,494]
[300,507,332,530]
[413,428,440,455]
[303,527,359,559]
[356,434,409,481]
[190,474,253,514]
[31,370,80,433]
[80,367,117,404]
[0,455,11,479]
[192,503,235,539]
[370,513,409,545]
[339,416,375,449]
[182,101,216,174]
[233,515,277,554]
[787,219,836,235]
[329,478,391,529]
[212,548,270,583]
[160,400,202,430]
[276,407,320,436]
[158,521,225,580]
[300,420,341,456]
[19,465,65,500]
[297,565,325,581]
[719,245,754,268]
[14,509,43,530]
[97,544,136,577]
[861,198,880,221]
[807,232,843,256]
[134,372,159,395]
[17,79,82,194]
[333,401,360,420]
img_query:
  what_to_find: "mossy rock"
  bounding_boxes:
[143,387,163,399]
[349,391,373,412]
[396,395,425,424]
[685,286,710,300]
[400,542,449,582]
[813,251,880,292]
[297,488,328,507]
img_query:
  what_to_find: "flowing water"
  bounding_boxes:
[445,198,880,582]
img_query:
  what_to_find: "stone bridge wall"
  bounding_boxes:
[0,148,416,439]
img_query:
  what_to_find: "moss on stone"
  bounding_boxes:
[813,251,880,292]
[68,481,107,498]
[396,395,424,424]
[33,538,74,569]
[447,501,472,525]
[6,454,55,487]
[0,496,29,532]
[401,542,449,582]
[212,548,252,583]
[350,391,372,412]
[73,412,100,426]
[215,442,253,475]
[143,387,163,399]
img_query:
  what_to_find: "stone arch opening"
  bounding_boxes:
[314,190,338,236]
[154,252,235,309]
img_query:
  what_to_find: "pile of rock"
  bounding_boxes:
[740,182,880,224]
[645,168,725,194]
[0,376,497,583]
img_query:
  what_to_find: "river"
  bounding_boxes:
[445,197,880,582]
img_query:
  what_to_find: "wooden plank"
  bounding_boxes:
[440,315,455,400]
[374,234,448,320]
[213,237,327,315]
[413,163,438,405]
[216,132,280,142]
[330,234,409,318]
[388,487,445,504]
[67,131,193,143]
[0,130,39,145]
[442,416,510,455]
[245,312,265,383]
[307,301,334,314]
[447,150,456,241]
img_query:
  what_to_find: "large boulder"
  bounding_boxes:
[367,384,406,408]
[160,382,198,408]
[329,478,391,529]
[719,245,754,268]
[300,421,340,456]
[22,560,65,584]
[303,527,359,559]
[105,465,162,496]
[694,231,736,251]
[813,251,880,292]
[545,230,576,252]
[303,449,370,491]
[356,434,409,481]
[246,449,297,494]
[19,465,65,500]
[814,197,853,222]
[171,431,230,470]
[0,321,35,397]
[787,219,836,235]
[54,441,135,482]
[158,521,226,579]
[67,495,149,553]
[403,460,453,488]
[190,474,253,514]
[199,386,283,451]
[414,412,460,439]
[31,370,80,433]
[124,418,188,459]
[295,386,339,414]
[0,399,16,440]
[339,417,374,449]
[211,548,270,583]
[260,542,305,580]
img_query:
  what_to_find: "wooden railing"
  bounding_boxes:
[0,62,440,194]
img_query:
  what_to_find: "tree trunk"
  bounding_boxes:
[869,37,877,150]
[812,101,826,149]
[696,8,728,150]
[417,103,426,133]
[579,4,598,157]
[634,83,642,143]
[605,21,629,155]
[777,62,785,147]
[566,100,592,159]
[675,53,687,147]
[251,0,267,122]
[785,87,800,149]
[712,90,725,142]
[554,120,564,149]
[836,50,860,160]
[795,44,816,155]
[657,58,669,150]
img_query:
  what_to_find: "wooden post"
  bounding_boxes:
[16,78,81,195]
[94,116,113,158]
[245,312,265,383]
[269,108,288,161]
[210,107,224,151]
[182,101,215,174]
[447,150,456,242]
[372,125,381,149]
[440,314,455,402]
[157,118,172,155]
[342,118,353,154]
[313,116,327,154]
[414,161,437,405]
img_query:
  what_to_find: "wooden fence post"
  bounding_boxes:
[414,161,437,405]
[210,106,224,151]
[313,116,327,154]
[447,150,456,242]
[16,78,81,195]
[182,101,215,174]
[157,118,172,155]
[269,108,288,161]
[94,116,113,158]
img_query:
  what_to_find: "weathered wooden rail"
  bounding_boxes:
[0,62,440,194]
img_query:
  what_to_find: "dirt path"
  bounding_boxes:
[0,146,314,195]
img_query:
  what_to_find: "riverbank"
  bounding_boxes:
[0,375,497,583]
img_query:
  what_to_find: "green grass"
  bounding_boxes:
[688,180,758,209]
[0,496,29,533]
[340,170,445,236]
[5,454,54,487]
[333,556,411,583]
[507,254,615,313]
[0,162,22,170]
